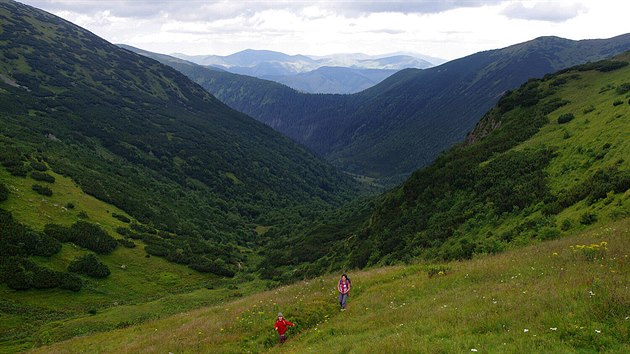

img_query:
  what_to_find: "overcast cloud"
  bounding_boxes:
[16,0,630,60]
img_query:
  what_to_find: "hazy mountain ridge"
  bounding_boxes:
[170,48,436,93]
[159,34,630,181]
[172,49,437,73]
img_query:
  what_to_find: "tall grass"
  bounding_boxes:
[29,218,629,353]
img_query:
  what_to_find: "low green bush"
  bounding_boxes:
[557,113,575,124]
[32,184,52,196]
[580,212,597,225]
[45,221,117,254]
[112,213,131,223]
[30,161,48,171]
[31,171,55,183]
[69,221,118,254]
[0,183,8,202]
[117,238,136,248]
[59,273,83,292]
[68,253,110,278]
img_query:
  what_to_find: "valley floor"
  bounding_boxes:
[25,218,629,353]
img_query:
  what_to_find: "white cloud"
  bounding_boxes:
[16,0,630,60]
[502,1,586,22]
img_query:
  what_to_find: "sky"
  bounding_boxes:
[16,0,630,61]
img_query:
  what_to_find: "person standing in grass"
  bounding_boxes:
[274,313,294,344]
[337,273,351,311]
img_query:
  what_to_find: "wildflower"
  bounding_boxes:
[524,329,529,333]
[550,327,557,331]
[595,329,601,333]
[552,252,558,256]
[471,349,478,352]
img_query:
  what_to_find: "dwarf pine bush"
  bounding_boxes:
[68,253,110,278]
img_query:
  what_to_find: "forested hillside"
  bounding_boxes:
[257,54,630,280]
[0,0,358,276]
[139,35,630,182]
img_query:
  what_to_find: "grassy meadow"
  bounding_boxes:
[24,217,629,353]
[0,166,268,352]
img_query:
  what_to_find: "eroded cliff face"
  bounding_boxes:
[464,111,502,145]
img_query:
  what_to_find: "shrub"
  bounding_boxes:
[189,257,235,277]
[540,98,569,114]
[541,201,563,216]
[115,227,130,236]
[117,238,136,248]
[32,184,53,196]
[68,253,111,278]
[31,171,55,183]
[615,82,630,95]
[560,218,573,231]
[557,113,575,124]
[145,244,169,257]
[45,221,117,254]
[66,202,75,209]
[44,223,72,242]
[69,221,118,254]
[59,273,83,292]
[7,163,29,177]
[0,183,8,202]
[612,100,623,106]
[538,227,560,240]
[579,211,597,225]
[112,213,131,223]
[77,211,89,219]
[583,105,595,114]
[31,232,62,257]
[31,267,62,289]
[3,258,34,290]
[30,161,48,172]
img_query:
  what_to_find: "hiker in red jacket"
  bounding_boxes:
[274,313,294,343]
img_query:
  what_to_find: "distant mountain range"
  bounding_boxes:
[171,49,441,93]
[128,34,630,183]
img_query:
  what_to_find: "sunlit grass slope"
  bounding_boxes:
[30,218,629,353]
[0,166,257,352]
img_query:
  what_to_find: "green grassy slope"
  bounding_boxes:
[258,54,630,279]
[0,164,264,352]
[28,218,629,353]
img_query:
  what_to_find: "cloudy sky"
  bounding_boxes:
[17,0,630,60]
